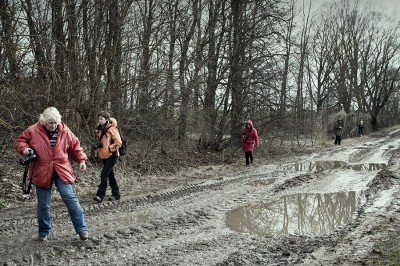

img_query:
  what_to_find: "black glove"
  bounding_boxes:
[92,142,103,150]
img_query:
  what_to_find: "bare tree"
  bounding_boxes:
[362,16,400,130]
[163,0,178,121]
[229,0,247,147]
[137,0,156,115]
[200,0,226,150]
[308,9,339,114]
[0,0,19,82]
[21,0,50,82]
[177,0,200,142]
[294,0,313,124]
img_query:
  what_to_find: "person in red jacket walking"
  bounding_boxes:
[241,120,259,166]
[15,107,89,241]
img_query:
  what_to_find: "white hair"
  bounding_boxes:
[39,107,62,125]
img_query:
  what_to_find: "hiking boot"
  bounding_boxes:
[108,196,120,201]
[38,235,48,241]
[79,231,89,241]
[93,196,102,203]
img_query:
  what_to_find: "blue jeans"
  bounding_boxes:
[36,174,87,237]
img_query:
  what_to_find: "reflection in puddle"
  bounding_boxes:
[345,163,386,171]
[245,178,276,186]
[283,162,313,172]
[226,191,356,236]
[315,161,348,171]
[283,161,386,172]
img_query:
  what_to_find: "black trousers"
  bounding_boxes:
[334,136,341,145]
[245,151,253,165]
[96,155,120,199]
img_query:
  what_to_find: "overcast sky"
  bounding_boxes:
[309,0,400,17]
[378,0,400,9]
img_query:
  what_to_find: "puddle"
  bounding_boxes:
[345,163,386,171]
[283,161,386,172]
[226,191,356,236]
[315,161,348,171]
[282,162,313,172]
[245,178,276,187]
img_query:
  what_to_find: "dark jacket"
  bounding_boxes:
[334,122,343,137]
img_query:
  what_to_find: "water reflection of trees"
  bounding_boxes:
[346,163,386,171]
[284,161,386,172]
[315,161,348,171]
[225,191,356,236]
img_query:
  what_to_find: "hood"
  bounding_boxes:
[109,117,118,127]
[245,120,253,127]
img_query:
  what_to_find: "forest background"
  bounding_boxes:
[1,0,400,172]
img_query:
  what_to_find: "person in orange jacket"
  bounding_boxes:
[15,107,88,241]
[93,111,122,202]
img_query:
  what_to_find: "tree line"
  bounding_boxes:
[1,0,399,153]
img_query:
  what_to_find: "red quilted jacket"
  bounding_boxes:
[15,122,87,188]
[241,120,259,153]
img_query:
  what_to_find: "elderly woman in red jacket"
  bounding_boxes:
[241,120,259,165]
[15,107,88,241]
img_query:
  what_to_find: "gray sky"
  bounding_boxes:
[310,0,400,16]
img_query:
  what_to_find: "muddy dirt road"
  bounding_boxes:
[2,127,400,265]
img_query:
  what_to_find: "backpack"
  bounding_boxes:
[118,128,127,156]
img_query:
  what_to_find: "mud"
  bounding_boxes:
[2,127,400,265]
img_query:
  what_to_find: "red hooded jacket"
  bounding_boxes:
[15,122,88,188]
[241,120,259,152]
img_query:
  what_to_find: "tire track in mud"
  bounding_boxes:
[5,167,395,266]
[106,170,399,266]
[0,169,267,236]
[2,133,391,235]
[0,142,394,236]
[2,129,400,265]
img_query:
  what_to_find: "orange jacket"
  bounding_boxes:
[95,118,122,159]
[15,122,88,188]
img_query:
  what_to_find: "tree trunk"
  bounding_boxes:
[0,0,19,81]
[229,0,246,147]
[178,0,198,142]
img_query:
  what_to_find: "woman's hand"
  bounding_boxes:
[23,148,33,155]
[79,162,87,171]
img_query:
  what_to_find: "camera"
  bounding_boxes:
[92,141,103,150]
[19,149,36,165]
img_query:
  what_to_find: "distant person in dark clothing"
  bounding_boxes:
[358,120,364,137]
[241,120,259,165]
[334,120,343,145]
